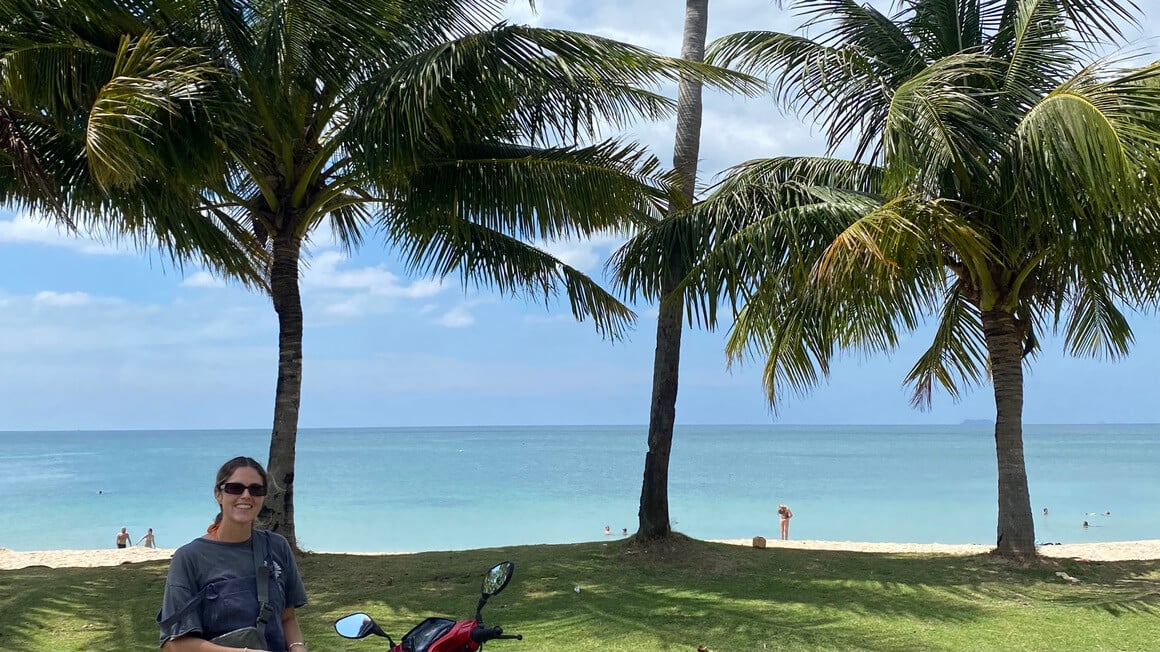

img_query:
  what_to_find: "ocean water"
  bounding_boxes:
[0,424,1156,552]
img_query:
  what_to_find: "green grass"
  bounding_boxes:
[1,536,1158,651]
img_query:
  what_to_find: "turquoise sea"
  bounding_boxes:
[0,424,1156,552]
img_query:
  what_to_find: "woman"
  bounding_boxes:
[138,528,157,548]
[158,457,308,652]
[777,504,793,541]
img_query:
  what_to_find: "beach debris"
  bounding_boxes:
[573,585,581,594]
[1054,571,1080,584]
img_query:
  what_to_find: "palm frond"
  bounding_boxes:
[607,202,717,304]
[725,288,835,407]
[1010,61,1160,228]
[386,211,636,339]
[390,140,668,243]
[85,31,218,189]
[660,156,887,329]
[0,102,68,221]
[351,23,759,172]
[904,281,987,408]
[882,52,1005,194]
[902,0,985,58]
[1059,276,1134,359]
[709,31,897,160]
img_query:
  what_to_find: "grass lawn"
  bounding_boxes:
[1,536,1157,651]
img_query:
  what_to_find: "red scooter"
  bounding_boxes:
[334,561,523,652]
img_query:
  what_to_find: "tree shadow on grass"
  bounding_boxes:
[0,560,169,652]
[2,539,1158,652]
[299,539,1160,652]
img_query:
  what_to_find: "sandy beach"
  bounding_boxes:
[0,546,177,570]
[711,538,1160,562]
[3,539,1160,570]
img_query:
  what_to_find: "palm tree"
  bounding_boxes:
[620,0,1160,557]
[610,0,711,542]
[2,0,754,548]
[0,0,265,284]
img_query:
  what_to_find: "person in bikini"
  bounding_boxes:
[777,504,793,540]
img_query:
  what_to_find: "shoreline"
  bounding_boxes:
[4,538,1160,570]
[710,538,1160,562]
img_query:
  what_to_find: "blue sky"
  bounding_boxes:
[2,0,1159,430]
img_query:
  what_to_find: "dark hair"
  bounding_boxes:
[211,456,268,529]
[215,456,267,489]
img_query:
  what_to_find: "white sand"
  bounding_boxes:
[4,539,1159,570]
[0,546,177,570]
[711,538,1160,562]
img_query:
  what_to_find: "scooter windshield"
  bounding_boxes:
[401,617,457,652]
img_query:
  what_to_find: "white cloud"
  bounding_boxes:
[307,351,653,395]
[320,295,372,318]
[0,291,265,355]
[33,290,92,307]
[0,213,126,255]
[504,0,544,26]
[533,231,627,272]
[436,305,476,328]
[180,271,227,288]
[299,250,449,319]
[304,250,444,298]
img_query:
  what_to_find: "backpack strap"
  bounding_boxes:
[252,530,273,637]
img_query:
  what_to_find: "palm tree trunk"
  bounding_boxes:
[980,309,1036,558]
[639,265,683,540]
[637,0,707,541]
[264,232,304,551]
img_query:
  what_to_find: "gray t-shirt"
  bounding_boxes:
[158,530,307,649]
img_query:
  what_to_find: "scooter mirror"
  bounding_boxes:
[335,612,376,639]
[481,561,515,596]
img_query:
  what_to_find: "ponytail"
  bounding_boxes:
[206,512,223,536]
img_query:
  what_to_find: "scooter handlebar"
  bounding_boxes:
[471,626,503,643]
[470,626,522,643]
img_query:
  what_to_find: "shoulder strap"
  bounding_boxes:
[252,530,273,635]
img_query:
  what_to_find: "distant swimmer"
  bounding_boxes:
[604,525,611,536]
[1083,521,1089,528]
[622,527,628,536]
[137,528,156,548]
[115,527,132,549]
[1043,508,1049,516]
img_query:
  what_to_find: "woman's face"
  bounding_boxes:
[215,466,266,527]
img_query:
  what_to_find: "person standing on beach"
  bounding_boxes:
[116,527,132,549]
[138,528,156,548]
[158,456,308,652]
[777,504,793,540]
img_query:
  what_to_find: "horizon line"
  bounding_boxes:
[2,421,1158,434]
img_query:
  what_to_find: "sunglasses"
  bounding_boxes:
[219,482,267,497]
